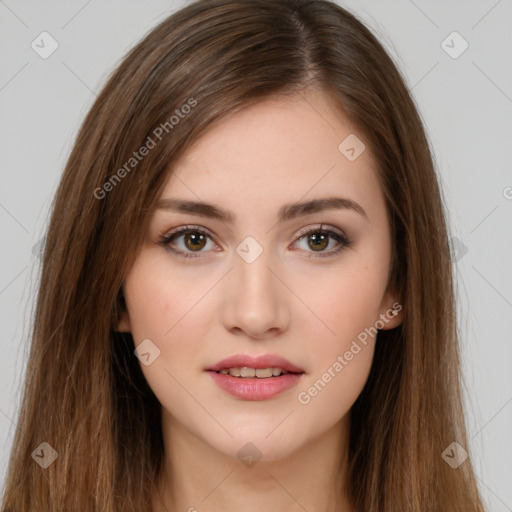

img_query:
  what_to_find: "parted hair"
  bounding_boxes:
[1,1,485,510]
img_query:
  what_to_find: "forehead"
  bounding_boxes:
[159,91,384,223]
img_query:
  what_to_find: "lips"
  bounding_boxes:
[205,354,305,374]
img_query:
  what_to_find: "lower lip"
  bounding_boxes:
[206,371,304,400]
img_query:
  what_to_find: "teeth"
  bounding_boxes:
[218,367,288,378]
[255,368,272,378]
[240,367,256,377]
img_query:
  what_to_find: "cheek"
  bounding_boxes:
[291,261,385,421]
[294,275,379,426]
[299,260,386,348]
[123,253,212,345]
[295,340,375,439]
[122,264,203,420]
[123,274,171,343]
[122,255,219,391]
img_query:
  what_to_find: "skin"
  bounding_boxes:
[117,89,403,512]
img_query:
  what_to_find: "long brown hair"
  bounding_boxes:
[1,0,486,510]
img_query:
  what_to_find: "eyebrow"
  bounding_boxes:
[155,196,368,223]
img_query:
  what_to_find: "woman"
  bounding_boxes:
[1,0,486,510]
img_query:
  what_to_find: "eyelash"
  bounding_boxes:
[157,224,352,260]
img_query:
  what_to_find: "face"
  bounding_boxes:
[118,89,402,463]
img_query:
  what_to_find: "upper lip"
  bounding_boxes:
[206,354,305,373]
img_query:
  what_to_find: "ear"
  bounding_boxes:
[115,289,132,333]
[377,288,404,330]
[116,309,132,332]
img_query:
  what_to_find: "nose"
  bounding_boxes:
[222,246,290,340]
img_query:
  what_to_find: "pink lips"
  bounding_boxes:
[205,353,305,401]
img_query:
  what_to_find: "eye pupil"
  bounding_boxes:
[308,233,328,251]
[185,232,206,251]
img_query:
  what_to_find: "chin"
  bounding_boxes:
[211,424,306,464]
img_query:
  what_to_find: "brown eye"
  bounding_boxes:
[183,231,207,251]
[293,226,352,258]
[158,226,216,259]
[306,232,329,251]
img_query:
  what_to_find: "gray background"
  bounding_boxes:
[1,0,511,509]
